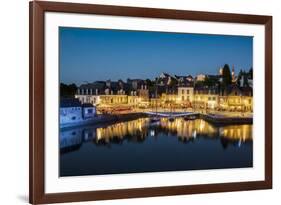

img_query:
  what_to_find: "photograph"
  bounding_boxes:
[59,27,254,177]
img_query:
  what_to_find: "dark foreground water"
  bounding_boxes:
[60,118,253,177]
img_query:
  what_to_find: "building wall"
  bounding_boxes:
[138,88,149,101]
[90,96,101,105]
[99,95,128,105]
[128,96,140,106]
[219,96,253,111]
[60,107,82,124]
[83,107,97,118]
[178,87,194,103]
[76,94,129,106]
[161,93,179,103]
[75,95,92,104]
[194,94,219,109]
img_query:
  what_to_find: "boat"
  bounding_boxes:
[168,117,175,122]
[184,115,196,121]
[150,116,160,123]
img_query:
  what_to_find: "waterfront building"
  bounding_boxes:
[98,95,128,106]
[219,85,253,112]
[60,98,98,126]
[161,93,179,105]
[128,95,140,107]
[137,84,149,101]
[72,70,253,113]
[177,86,194,105]
[193,87,219,110]
[150,98,161,108]
[60,98,83,124]
[82,103,96,118]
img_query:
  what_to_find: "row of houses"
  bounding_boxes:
[74,70,253,112]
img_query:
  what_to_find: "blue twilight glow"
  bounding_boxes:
[59,27,253,85]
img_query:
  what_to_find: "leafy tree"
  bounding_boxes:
[222,64,232,87]
[203,76,219,87]
[237,69,250,87]
[237,69,244,85]
[248,67,253,79]
[60,83,77,97]
[145,79,153,87]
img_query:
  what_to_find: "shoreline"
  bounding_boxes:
[60,111,253,130]
[199,113,253,126]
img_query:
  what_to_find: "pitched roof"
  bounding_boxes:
[60,98,81,108]
[223,84,253,96]
[82,103,94,107]
[194,85,219,94]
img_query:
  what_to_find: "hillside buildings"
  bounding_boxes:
[74,67,253,113]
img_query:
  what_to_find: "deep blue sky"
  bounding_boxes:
[59,27,253,85]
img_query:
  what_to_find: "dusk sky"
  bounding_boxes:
[59,27,253,85]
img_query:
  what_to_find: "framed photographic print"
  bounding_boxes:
[29,1,272,204]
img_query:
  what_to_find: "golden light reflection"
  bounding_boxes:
[95,118,252,144]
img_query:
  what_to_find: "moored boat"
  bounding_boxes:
[184,115,196,121]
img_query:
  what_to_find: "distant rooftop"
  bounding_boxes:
[60,98,81,108]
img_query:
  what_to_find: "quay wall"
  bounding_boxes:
[60,112,253,130]
[199,114,253,126]
[60,112,148,130]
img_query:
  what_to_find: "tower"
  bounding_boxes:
[232,65,236,82]
[219,67,223,75]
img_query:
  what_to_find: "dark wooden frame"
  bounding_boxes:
[29,1,272,204]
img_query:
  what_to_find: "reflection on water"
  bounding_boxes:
[94,118,252,145]
[60,118,253,176]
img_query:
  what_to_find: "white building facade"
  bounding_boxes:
[178,87,194,103]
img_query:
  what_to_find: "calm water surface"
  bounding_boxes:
[60,118,253,176]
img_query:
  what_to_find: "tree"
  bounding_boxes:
[237,69,244,86]
[248,67,253,79]
[60,83,77,97]
[222,64,232,87]
[237,69,250,87]
[203,76,219,87]
[145,79,153,87]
